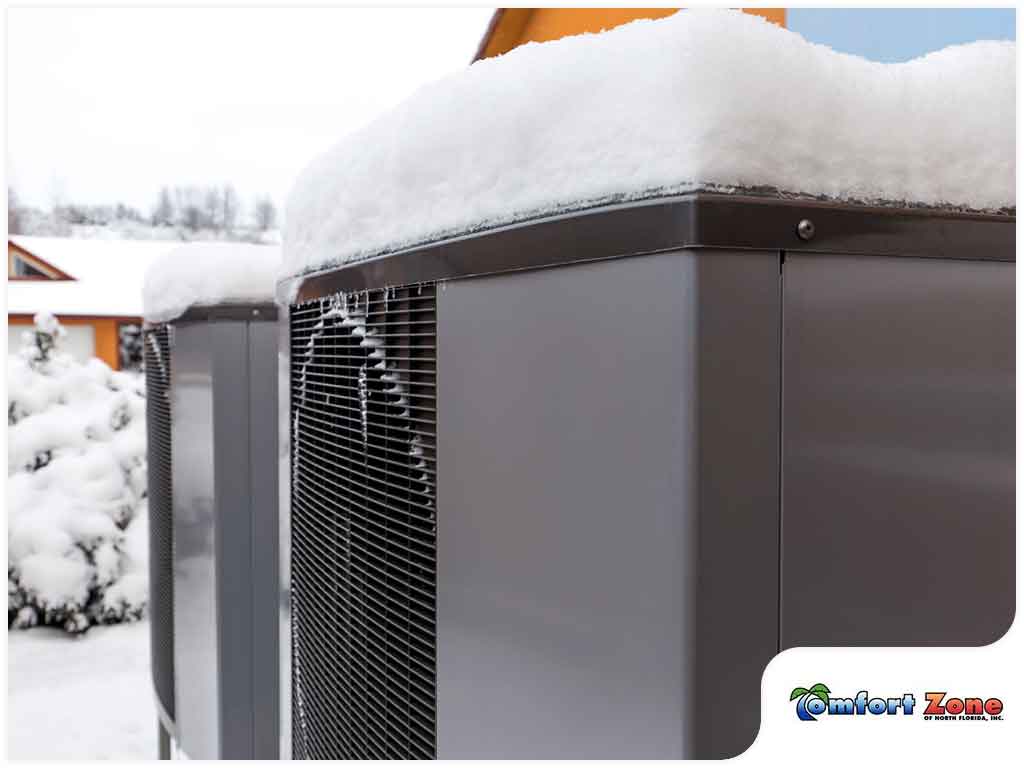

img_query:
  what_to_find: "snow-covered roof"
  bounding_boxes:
[8,237,180,317]
[142,242,281,323]
[283,9,1015,278]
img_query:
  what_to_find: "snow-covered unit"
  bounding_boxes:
[278,9,1014,761]
[143,243,281,759]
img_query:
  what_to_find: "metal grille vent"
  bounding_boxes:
[144,324,175,721]
[290,285,438,759]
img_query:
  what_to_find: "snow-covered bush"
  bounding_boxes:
[8,312,148,634]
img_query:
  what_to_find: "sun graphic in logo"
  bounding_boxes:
[790,683,831,721]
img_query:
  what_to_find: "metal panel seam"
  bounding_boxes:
[777,250,785,654]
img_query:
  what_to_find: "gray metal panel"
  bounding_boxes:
[435,251,680,757]
[693,251,781,759]
[210,321,255,758]
[288,193,1012,302]
[170,323,219,760]
[172,317,281,760]
[276,301,293,761]
[248,319,281,759]
[436,250,782,759]
[781,254,1014,646]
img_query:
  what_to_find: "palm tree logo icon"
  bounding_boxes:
[790,683,831,721]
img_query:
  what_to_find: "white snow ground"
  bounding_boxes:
[7,622,155,759]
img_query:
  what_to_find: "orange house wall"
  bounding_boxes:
[477,8,786,59]
[8,314,133,370]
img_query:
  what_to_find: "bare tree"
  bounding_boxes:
[202,186,223,230]
[253,196,277,231]
[47,176,72,236]
[115,202,144,223]
[176,186,203,233]
[182,206,202,232]
[11,181,275,240]
[152,187,175,226]
[8,187,22,234]
[221,184,240,233]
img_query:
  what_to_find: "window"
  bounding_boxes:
[10,254,49,279]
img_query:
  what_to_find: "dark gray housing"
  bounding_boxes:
[278,193,1014,760]
[145,303,280,760]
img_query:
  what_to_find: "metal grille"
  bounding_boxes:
[290,285,438,759]
[145,324,175,721]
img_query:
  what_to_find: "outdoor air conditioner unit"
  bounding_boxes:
[145,299,280,760]
[279,194,1014,760]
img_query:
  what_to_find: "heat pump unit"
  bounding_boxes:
[279,194,1014,759]
[145,302,280,760]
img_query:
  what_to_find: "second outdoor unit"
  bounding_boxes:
[144,244,282,760]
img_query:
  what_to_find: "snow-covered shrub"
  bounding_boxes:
[8,312,148,634]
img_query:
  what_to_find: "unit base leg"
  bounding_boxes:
[158,719,171,760]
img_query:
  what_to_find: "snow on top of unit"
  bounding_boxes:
[282,9,1015,278]
[142,242,281,322]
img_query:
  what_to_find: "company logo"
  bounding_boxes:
[922,692,1003,721]
[790,685,1005,723]
[790,683,915,722]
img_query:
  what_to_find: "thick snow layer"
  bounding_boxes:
[8,316,148,631]
[7,622,155,759]
[142,241,281,322]
[283,9,1015,277]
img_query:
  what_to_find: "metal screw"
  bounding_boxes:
[796,219,815,241]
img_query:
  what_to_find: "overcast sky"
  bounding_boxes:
[7,7,493,211]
